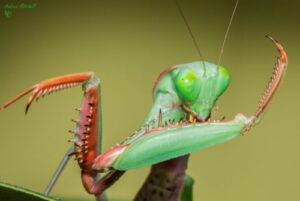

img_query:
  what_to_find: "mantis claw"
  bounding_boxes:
[253,37,288,124]
[0,73,93,114]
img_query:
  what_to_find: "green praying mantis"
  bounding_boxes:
[0,1,288,201]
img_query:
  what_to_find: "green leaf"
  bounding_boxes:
[0,182,59,201]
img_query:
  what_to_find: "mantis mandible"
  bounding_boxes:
[0,1,288,201]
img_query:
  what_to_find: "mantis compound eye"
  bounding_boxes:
[216,66,230,97]
[174,69,201,104]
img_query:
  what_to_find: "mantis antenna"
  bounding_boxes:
[217,0,239,65]
[174,0,206,69]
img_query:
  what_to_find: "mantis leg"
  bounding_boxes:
[81,170,125,196]
[44,145,115,200]
[44,146,74,195]
[0,72,125,198]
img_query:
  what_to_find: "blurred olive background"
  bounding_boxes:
[0,0,299,200]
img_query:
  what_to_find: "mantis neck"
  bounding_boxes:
[135,93,192,201]
[142,93,183,127]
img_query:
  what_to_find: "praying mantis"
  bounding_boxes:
[0,1,288,201]
[0,36,288,201]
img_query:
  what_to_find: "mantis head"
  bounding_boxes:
[152,61,230,123]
